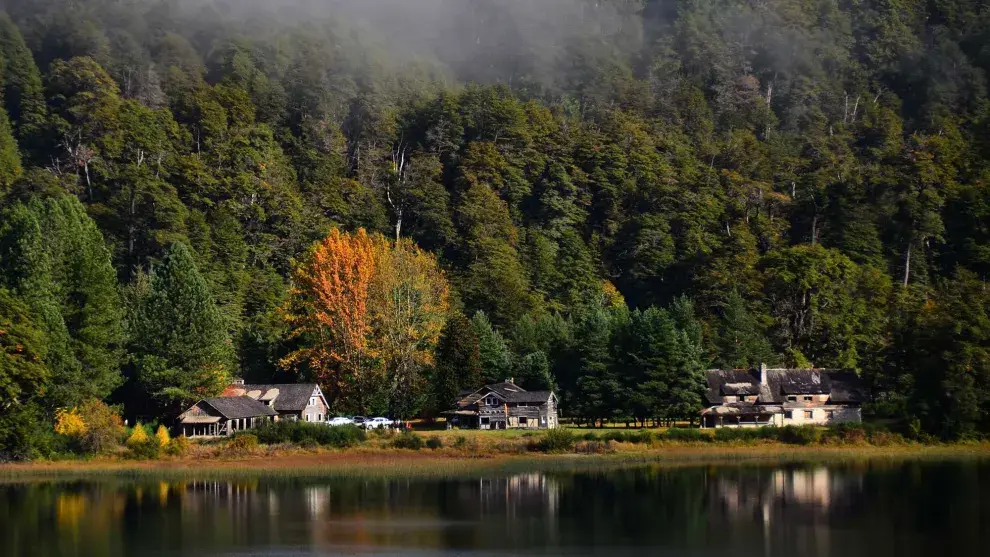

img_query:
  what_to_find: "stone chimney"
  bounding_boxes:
[759,363,768,385]
[506,377,515,385]
[232,377,245,386]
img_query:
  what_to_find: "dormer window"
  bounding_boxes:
[310,397,317,407]
[788,395,797,402]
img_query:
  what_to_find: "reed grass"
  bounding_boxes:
[2,443,987,483]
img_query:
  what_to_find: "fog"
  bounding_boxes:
[183,0,646,87]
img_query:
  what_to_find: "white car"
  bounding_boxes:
[364,417,394,430]
[328,417,354,426]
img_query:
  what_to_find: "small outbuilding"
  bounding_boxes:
[178,396,278,437]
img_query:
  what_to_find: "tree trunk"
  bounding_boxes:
[903,242,912,287]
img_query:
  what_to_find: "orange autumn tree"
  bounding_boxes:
[281,229,449,416]
[281,229,377,410]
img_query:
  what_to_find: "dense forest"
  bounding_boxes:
[1,0,989,458]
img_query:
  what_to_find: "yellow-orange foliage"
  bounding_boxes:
[281,228,377,401]
[54,408,88,438]
[281,229,450,412]
[369,236,450,381]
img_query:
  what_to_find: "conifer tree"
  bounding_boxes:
[130,242,233,416]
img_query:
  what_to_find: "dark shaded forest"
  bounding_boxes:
[1,0,989,458]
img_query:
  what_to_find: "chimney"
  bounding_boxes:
[759,363,768,385]
[507,377,515,385]
[232,377,245,386]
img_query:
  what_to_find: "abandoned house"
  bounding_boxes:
[445,380,559,430]
[700,364,866,428]
[178,396,277,437]
[222,381,329,423]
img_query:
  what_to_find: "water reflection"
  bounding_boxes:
[1,461,987,556]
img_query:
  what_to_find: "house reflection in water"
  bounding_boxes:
[710,466,865,556]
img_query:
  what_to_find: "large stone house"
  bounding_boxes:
[445,380,559,430]
[178,381,330,437]
[700,364,866,428]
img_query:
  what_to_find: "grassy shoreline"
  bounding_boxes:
[3,443,988,482]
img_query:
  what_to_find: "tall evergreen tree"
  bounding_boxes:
[130,242,233,416]
[714,290,775,369]
[429,312,481,416]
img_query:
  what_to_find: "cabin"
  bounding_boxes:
[178,396,277,437]
[222,381,329,423]
[700,364,866,428]
[445,380,559,430]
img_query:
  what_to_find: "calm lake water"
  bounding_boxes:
[2,460,988,556]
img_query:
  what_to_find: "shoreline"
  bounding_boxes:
[2,443,988,482]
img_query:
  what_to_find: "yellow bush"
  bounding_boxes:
[126,423,150,447]
[155,425,171,448]
[54,408,88,438]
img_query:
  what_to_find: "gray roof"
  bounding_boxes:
[203,396,278,419]
[456,382,554,407]
[225,383,320,412]
[705,368,867,405]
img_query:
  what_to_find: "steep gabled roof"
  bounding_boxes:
[456,382,555,406]
[224,383,322,412]
[202,396,278,419]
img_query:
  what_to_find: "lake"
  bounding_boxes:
[2,459,988,556]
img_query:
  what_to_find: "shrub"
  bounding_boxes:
[777,425,820,445]
[165,436,189,456]
[155,425,171,448]
[575,440,616,454]
[661,428,713,443]
[126,423,150,448]
[426,435,443,450]
[254,421,365,448]
[713,427,775,443]
[54,408,87,438]
[392,431,424,450]
[57,400,125,454]
[602,430,655,444]
[535,428,574,452]
[581,432,599,441]
[226,434,259,454]
[127,440,161,459]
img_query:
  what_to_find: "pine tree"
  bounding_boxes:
[0,288,50,460]
[471,311,514,385]
[714,291,775,369]
[429,313,481,416]
[130,242,233,416]
[0,13,45,148]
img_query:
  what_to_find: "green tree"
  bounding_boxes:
[0,288,50,460]
[471,310,514,385]
[130,242,233,416]
[429,313,481,416]
[714,290,775,369]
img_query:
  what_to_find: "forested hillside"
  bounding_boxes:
[1,0,989,457]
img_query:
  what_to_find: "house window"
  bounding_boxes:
[481,417,490,424]
[317,414,322,422]
[310,397,317,407]
[487,397,500,407]
[787,395,797,402]
[784,411,793,419]
[826,411,834,419]
[519,417,528,425]
[803,396,813,401]
[805,410,814,419]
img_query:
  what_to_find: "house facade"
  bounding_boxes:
[700,364,866,428]
[446,380,559,430]
[223,381,329,423]
[178,396,277,437]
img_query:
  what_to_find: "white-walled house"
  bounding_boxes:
[700,364,866,429]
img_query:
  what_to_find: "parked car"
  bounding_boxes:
[364,417,394,430]
[351,416,367,427]
[327,417,354,426]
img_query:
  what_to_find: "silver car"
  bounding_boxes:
[328,417,354,426]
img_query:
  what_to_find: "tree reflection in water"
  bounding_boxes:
[0,461,987,556]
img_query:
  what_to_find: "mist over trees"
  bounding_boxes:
[1,0,990,457]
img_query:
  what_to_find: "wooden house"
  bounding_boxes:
[178,396,277,437]
[222,381,329,423]
[700,364,867,428]
[445,380,559,430]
